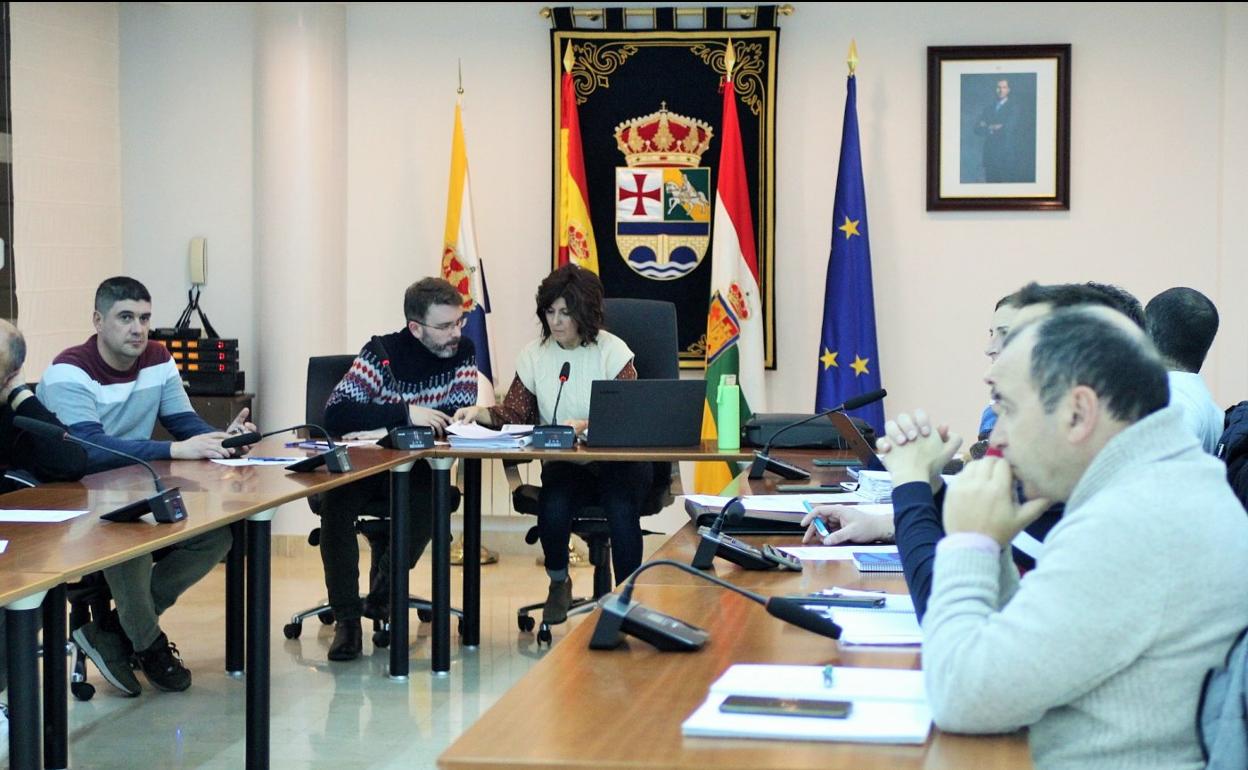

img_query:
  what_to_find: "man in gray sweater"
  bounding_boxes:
[881,307,1248,769]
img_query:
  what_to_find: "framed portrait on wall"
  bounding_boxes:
[926,44,1071,211]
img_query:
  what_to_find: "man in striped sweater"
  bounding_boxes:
[39,277,248,697]
[319,277,488,661]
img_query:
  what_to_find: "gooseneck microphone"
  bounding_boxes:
[748,388,887,480]
[222,423,352,473]
[691,497,803,571]
[588,559,841,651]
[13,416,188,523]
[550,361,571,426]
[533,361,576,449]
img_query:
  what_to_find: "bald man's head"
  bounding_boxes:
[0,319,25,379]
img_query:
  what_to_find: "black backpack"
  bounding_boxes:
[1216,402,1248,511]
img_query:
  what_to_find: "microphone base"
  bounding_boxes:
[589,594,708,652]
[101,488,188,524]
[533,425,576,449]
[693,527,800,571]
[286,446,354,474]
[377,426,434,450]
[747,452,811,480]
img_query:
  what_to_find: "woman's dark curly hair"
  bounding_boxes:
[535,264,604,345]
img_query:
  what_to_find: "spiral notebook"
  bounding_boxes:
[852,550,903,573]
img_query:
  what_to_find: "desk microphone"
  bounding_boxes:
[690,497,803,571]
[589,559,841,652]
[748,388,887,480]
[368,335,433,450]
[222,423,352,473]
[533,361,575,449]
[13,416,187,523]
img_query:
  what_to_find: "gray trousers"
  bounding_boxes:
[102,528,233,651]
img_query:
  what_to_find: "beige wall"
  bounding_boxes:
[341,1,1246,438]
[11,2,121,377]
[14,2,1248,532]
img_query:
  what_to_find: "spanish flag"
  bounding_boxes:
[694,41,767,494]
[556,43,598,273]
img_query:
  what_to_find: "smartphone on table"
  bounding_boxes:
[719,695,852,719]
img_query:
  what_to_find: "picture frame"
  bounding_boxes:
[926,44,1071,211]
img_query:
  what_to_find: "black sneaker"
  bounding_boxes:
[72,621,142,697]
[542,578,574,625]
[136,633,192,692]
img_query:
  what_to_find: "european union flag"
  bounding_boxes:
[815,71,885,433]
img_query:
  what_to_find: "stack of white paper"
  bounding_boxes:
[682,664,931,744]
[807,586,921,646]
[853,470,893,503]
[445,423,533,449]
[683,494,892,525]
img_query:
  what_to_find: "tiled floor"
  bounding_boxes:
[17,543,606,769]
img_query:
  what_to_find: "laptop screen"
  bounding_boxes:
[586,380,705,447]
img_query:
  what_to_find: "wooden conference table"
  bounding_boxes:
[412,441,755,677]
[0,438,752,768]
[0,440,425,770]
[438,459,1031,769]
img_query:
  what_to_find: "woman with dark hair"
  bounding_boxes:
[454,264,652,625]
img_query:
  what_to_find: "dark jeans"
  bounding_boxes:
[538,460,652,585]
[318,461,433,622]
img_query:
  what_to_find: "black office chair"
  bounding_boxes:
[508,298,680,645]
[281,355,462,648]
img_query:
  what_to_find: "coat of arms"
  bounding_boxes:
[613,103,714,281]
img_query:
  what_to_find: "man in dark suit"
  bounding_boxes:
[975,78,1022,183]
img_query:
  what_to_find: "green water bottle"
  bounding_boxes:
[716,374,741,450]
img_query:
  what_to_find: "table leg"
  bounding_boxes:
[226,519,245,676]
[41,584,67,770]
[6,590,48,770]
[461,458,481,648]
[387,460,414,681]
[428,457,453,676]
[245,508,275,770]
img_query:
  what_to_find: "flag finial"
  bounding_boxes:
[847,40,858,77]
[563,42,575,73]
[725,38,736,79]
[457,59,464,95]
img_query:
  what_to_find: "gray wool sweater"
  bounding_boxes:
[922,406,1248,769]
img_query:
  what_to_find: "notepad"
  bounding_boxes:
[682,664,931,744]
[852,550,903,572]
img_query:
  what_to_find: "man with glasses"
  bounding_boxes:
[318,277,490,661]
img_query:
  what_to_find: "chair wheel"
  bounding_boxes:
[283,623,302,640]
[318,611,336,626]
[537,623,552,646]
[373,629,391,648]
[71,681,95,702]
[417,608,433,623]
[518,615,535,633]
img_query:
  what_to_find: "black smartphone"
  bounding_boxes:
[812,458,862,468]
[719,695,852,719]
[776,483,840,494]
[794,593,885,609]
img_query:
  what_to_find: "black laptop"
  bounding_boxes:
[586,379,705,447]
[827,411,887,471]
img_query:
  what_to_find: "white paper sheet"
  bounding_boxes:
[829,608,922,646]
[775,544,898,561]
[684,494,889,515]
[0,509,89,523]
[682,664,931,744]
[211,457,304,466]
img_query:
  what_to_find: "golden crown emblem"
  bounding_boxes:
[614,102,714,168]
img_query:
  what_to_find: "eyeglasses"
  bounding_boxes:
[412,316,468,332]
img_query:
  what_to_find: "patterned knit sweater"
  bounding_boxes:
[324,329,477,436]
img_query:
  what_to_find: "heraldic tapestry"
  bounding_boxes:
[549,6,780,368]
